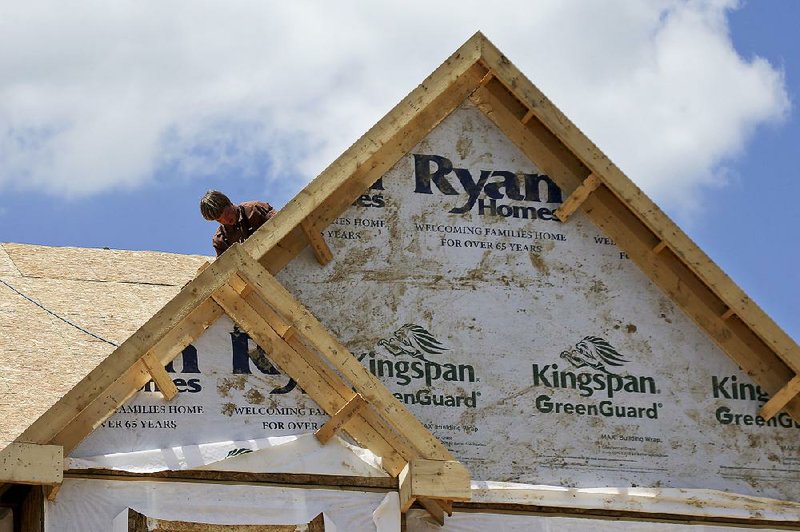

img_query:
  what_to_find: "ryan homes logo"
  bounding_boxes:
[357,324,479,408]
[532,336,662,419]
[412,154,563,221]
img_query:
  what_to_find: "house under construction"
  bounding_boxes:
[2,32,800,531]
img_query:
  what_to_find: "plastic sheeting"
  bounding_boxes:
[66,433,387,476]
[469,481,800,523]
[46,478,399,531]
[406,509,788,531]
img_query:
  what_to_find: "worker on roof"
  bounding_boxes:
[200,190,276,256]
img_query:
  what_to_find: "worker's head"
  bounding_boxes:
[200,190,237,225]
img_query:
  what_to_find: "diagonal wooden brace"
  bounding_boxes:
[301,219,333,266]
[554,173,601,222]
[759,375,800,421]
[315,394,367,444]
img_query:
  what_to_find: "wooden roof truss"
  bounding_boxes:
[5,32,800,524]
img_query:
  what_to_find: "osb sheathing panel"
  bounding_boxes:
[0,245,19,277]
[0,243,208,447]
[2,243,209,285]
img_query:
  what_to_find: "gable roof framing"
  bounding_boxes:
[4,31,799,521]
[237,32,800,421]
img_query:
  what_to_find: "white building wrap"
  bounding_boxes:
[75,102,800,502]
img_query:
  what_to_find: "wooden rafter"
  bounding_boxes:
[230,247,455,462]
[468,74,800,421]
[21,252,241,446]
[211,282,410,475]
[50,298,224,454]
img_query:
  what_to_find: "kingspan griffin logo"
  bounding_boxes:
[533,335,662,420]
[358,323,478,408]
[560,336,627,375]
[377,324,448,362]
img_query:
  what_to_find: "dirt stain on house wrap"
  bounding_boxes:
[456,136,473,159]
[244,388,266,405]
[221,402,236,417]
[217,376,248,398]
[529,253,550,277]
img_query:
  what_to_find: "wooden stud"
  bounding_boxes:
[196,260,210,275]
[478,71,494,87]
[554,173,601,222]
[653,241,668,254]
[140,352,178,401]
[230,247,455,462]
[0,443,63,485]
[300,219,333,266]
[721,308,736,321]
[759,375,800,421]
[231,282,420,469]
[315,394,367,444]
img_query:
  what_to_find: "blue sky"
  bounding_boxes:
[0,1,796,341]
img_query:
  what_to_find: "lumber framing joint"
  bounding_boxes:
[759,375,800,421]
[0,443,63,485]
[300,219,333,266]
[140,352,178,401]
[555,173,602,222]
[399,459,471,524]
[315,394,368,444]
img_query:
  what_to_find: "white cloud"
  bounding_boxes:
[0,0,789,216]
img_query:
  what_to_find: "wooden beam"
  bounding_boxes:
[211,284,409,475]
[51,298,224,454]
[399,462,414,512]
[140,352,178,401]
[407,459,471,502]
[653,241,668,254]
[721,308,736,321]
[418,497,446,526]
[300,219,333,266]
[231,280,421,470]
[479,35,800,376]
[759,375,800,421]
[0,443,62,485]
[231,247,454,462]
[21,249,240,445]
[471,80,800,420]
[315,394,367,444]
[230,275,295,340]
[243,57,488,271]
[554,173,601,222]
